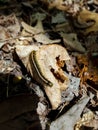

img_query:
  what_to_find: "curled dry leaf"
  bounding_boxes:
[74,9,98,35]
[60,33,86,53]
[28,44,70,109]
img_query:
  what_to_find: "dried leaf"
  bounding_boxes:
[74,9,98,35]
[22,2,34,9]
[41,0,80,14]
[77,54,98,85]
[50,95,92,130]
[21,20,44,34]
[37,102,48,130]
[28,44,70,109]
[15,44,70,109]
[34,33,61,44]
[22,20,61,44]
[32,12,46,21]
[83,118,98,130]
[60,33,86,52]
[52,12,66,24]
[55,22,72,33]
[0,27,10,41]
[75,111,94,130]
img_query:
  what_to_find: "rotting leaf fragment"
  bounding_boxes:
[74,9,98,35]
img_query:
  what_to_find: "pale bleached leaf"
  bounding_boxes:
[50,95,91,130]
[21,20,61,44]
[21,20,44,34]
[34,33,61,44]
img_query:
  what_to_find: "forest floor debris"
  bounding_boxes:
[0,0,98,130]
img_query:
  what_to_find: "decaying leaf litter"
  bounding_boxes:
[0,0,98,130]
